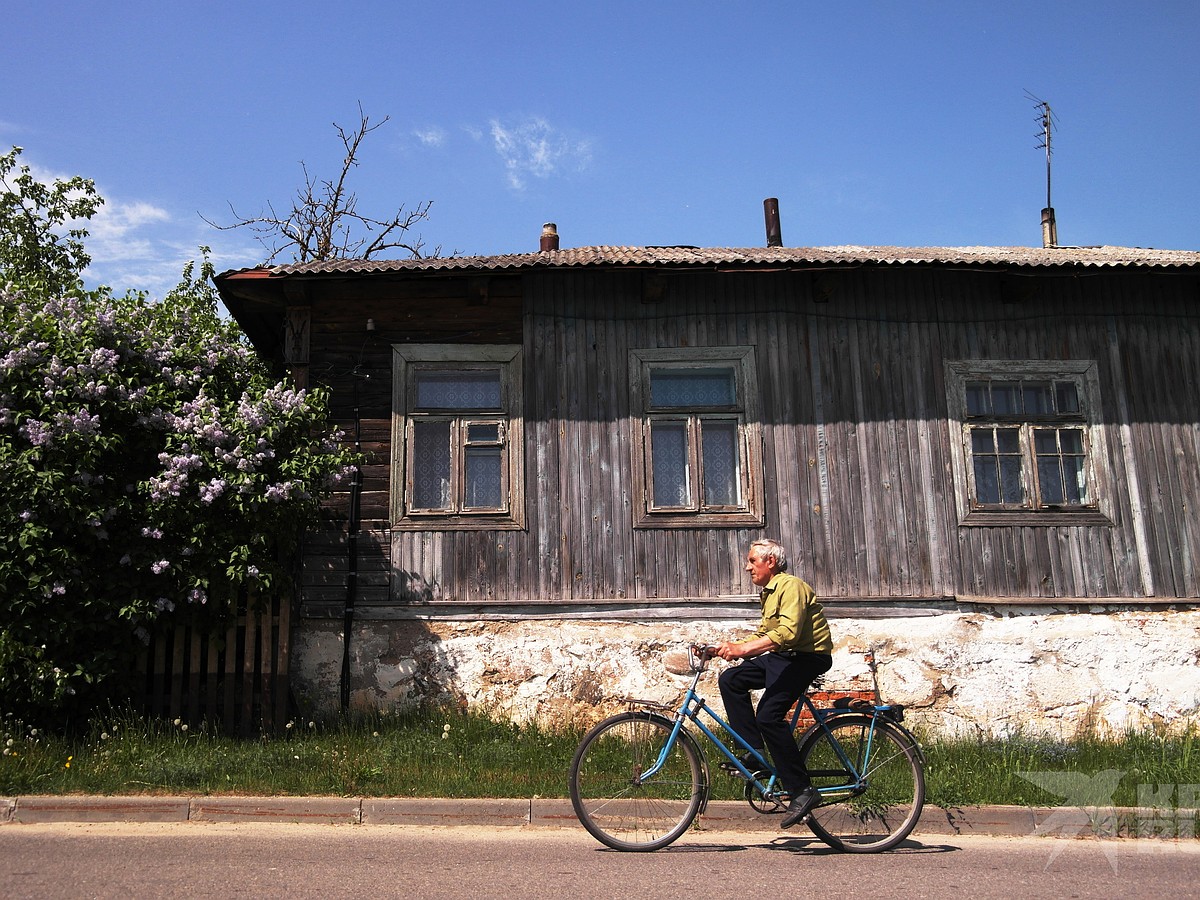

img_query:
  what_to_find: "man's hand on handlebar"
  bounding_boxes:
[711,641,744,661]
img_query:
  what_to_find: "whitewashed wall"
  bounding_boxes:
[290,608,1200,738]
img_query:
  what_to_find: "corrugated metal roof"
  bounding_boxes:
[218,244,1200,280]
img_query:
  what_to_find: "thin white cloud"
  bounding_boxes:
[88,200,171,245]
[413,126,447,148]
[489,117,593,191]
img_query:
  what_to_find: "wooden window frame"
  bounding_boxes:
[944,359,1113,526]
[629,346,765,529]
[391,344,525,530]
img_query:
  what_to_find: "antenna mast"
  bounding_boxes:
[1026,92,1059,247]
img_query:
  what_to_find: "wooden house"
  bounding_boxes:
[213,224,1200,727]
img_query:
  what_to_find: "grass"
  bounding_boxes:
[3,708,1198,810]
[921,726,1200,810]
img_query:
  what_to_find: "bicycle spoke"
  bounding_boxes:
[570,712,704,851]
[799,715,925,853]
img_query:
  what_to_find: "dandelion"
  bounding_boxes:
[285,721,294,731]
[64,755,73,769]
[181,724,188,732]
[173,718,182,727]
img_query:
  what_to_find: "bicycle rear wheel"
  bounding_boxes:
[798,714,925,852]
[569,711,705,851]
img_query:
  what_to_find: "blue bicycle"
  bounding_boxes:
[569,645,925,852]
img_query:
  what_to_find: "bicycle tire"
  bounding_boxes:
[569,710,705,851]
[798,714,925,853]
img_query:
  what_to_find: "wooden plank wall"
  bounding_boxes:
[299,265,1200,606]
[135,592,291,735]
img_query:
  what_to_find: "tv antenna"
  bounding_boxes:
[1026,91,1059,247]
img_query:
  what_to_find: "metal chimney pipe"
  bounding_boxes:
[1041,207,1058,248]
[763,198,783,248]
[540,222,560,252]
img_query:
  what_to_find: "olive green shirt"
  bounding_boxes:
[753,572,833,654]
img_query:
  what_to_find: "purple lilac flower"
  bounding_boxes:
[199,478,228,504]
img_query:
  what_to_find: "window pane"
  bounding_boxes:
[1023,383,1053,415]
[650,367,736,408]
[1036,427,1087,506]
[412,421,451,509]
[1038,457,1065,504]
[1059,428,1083,454]
[464,447,503,509]
[416,370,501,410]
[1063,455,1086,504]
[650,420,690,507]
[1056,381,1080,414]
[965,382,989,415]
[995,427,1020,453]
[1000,457,1024,504]
[701,420,740,506]
[974,457,1000,504]
[1033,430,1058,454]
[467,423,500,442]
[992,383,1020,415]
[971,429,995,453]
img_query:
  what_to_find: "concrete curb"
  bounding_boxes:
[3,796,1188,838]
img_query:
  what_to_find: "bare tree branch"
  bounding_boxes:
[202,104,437,264]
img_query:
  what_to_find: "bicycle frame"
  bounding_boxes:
[634,649,906,806]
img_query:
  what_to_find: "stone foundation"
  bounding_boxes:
[290,608,1200,738]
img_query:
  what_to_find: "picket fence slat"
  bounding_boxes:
[133,593,291,737]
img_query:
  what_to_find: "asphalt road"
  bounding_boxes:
[3,823,1197,899]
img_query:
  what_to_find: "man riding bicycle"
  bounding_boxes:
[713,539,833,829]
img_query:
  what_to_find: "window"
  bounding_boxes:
[392,345,524,530]
[945,360,1111,525]
[630,347,764,528]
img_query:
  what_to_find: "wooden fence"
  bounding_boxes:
[134,591,292,736]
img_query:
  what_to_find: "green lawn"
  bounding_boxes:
[3,707,1197,810]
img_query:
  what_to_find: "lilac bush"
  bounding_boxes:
[0,258,355,723]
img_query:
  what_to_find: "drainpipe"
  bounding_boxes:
[339,372,365,712]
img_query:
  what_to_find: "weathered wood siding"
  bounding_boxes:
[299,265,1200,605]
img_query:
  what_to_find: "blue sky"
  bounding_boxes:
[4,1,1198,298]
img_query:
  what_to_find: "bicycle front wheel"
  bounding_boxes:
[799,714,925,852]
[569,711,705,851]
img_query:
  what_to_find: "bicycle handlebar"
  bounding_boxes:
[689,644,719,667]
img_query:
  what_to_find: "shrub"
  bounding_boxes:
[0,262,356,725]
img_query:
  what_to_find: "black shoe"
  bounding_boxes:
[780,786,819,828]
[719,752,763,778]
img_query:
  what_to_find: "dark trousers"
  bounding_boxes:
[718,651,833,795]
